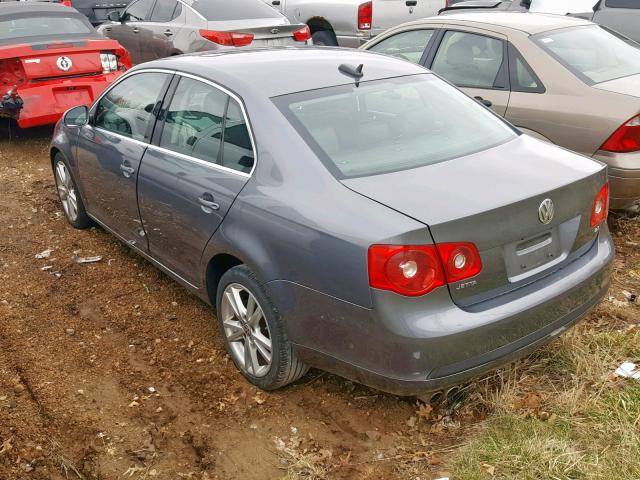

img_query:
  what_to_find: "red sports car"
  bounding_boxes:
[0,2,130,128]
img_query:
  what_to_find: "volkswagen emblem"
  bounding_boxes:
[270,28,279,34]
[538,198,555,225]
[56,56,72,72]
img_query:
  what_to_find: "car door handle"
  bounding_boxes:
[132,27,139,33]
[406,0,417,6]
[198,194,220,213]
[104,27,112,33]
[474,96,493,108]
[164,29,173,36]
[272,0,281,4]
[120,163,135,178]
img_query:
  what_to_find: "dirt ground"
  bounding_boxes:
[0,121,637,480]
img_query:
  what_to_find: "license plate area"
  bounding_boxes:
[53,87,92,110]
[504,228,562,283]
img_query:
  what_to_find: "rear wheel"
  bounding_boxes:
[216,265,309,390]
[53,153,93,229]
[311,30,337,46]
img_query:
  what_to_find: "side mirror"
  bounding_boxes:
[63,105,89,127]
[107,10,122,22]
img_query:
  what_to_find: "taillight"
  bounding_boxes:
[293,25,311,42]
[100,52,118,73]
[199,30,254,47]
[0,58,26,89]
[368,242,482,297]
[590,182,609,228]
[60,0,73,6]
[600,115,640,153]
[358,1,372,30]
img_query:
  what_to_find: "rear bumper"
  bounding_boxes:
[2,73,122,128]
[593,150,640,211]
[268,228,614,396]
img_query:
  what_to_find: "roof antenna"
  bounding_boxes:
[338,63,364,85]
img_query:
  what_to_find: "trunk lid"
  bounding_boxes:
[0,39,123,81]
[592,73,640,99]
[342,135,607,307]
[205,19,302,46]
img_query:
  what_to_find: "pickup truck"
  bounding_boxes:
[262,0,448,47]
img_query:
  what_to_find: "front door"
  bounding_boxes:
[138,75,254,285]
[428,28,510,115]
[76,71,171,248]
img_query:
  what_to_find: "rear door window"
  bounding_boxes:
[150,0,180,22]
[508,45,545,93]
[94,72,169,142]
[274,74,516,179]
[220,100,254,174]
[431,30,507,89]
[188,0,282,20]
[124,0,154,21]
[368,29,436,64]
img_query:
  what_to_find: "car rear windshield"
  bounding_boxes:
[188,0,282,21]
[0,14,92,41]
[532,25,640,85]
[274,75,517,179]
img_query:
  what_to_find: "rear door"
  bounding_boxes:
[76,71,171,247]
[593,0,640,42]
[102,0,155,64]
[372,0,445,37]
[427,27,510,115]
[137,74,254,285]
[138,0,184,61]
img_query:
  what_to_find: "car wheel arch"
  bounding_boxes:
[306,16,335,36]
[204,253,245,307]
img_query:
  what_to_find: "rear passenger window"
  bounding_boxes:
[431,31,506,89]
[368,29,435,64]
[94,72,168,141]
[150,0,179,22]
[605,0,639,7]
[160,77,227,163]
[220,99,254,174]
[509,47,545,93]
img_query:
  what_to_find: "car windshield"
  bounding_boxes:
[0,14,92,41]
[532,25,640,84]
[274,75,517,179]
[187,0,282,21]
[529,0,597,14]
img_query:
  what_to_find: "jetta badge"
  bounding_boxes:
[56,56,72,72]
[538,198,555,225]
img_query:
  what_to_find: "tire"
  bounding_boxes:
[311,30,337,46]
[53,153,93,229]
[216,265,309,390]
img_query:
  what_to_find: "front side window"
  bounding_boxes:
[532,25,640,84]
[150,0,180,22]
[275,75,516,179]
[368,29,435,64]
[431,30,506,89]
[94,72,168,141]
[124,0,154,21]
[0,14,92,41]
[160,77,227,163]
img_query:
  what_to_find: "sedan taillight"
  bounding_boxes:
[590,182,609,228]
[293,25,311,42]
[600,114,640,153]
[368,242,482,297]
[200,30,254,47]
[358,1,372,30]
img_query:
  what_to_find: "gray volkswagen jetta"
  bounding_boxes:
[50,48,614,397]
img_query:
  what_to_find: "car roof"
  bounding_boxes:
[412,12,593,35]
[137,47,430,98]
[0,2,74,15]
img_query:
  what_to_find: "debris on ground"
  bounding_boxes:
[72,255,103,264]
[34,249,52,259]
[615,362,640,380]
[621,290,637,303]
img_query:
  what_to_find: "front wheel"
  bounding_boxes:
[216,265,309,390]
[53,153,93,229]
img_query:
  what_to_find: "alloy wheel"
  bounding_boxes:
[55,161,79,222]
[221,283,273,377]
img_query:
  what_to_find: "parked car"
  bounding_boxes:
[362,13,640,211]
[441,0,640,43]
[262,0,448,47]
[0,2,130,128]
[98,0,311,65]
[0,0,132,26]
[50,48,613,396]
